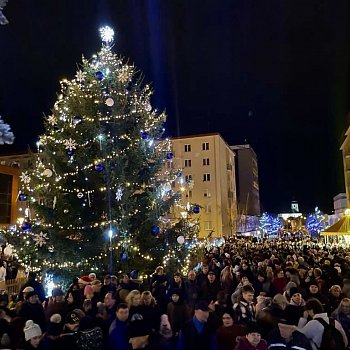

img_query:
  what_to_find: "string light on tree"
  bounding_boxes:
[3,25,196,281]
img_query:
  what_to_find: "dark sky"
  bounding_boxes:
[0,0,350,214]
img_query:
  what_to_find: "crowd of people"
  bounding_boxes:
[1,237,350,349]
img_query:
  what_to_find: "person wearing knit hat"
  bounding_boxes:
[78,276,91,288]
[88,273,96,281]
[23,320,42,348]
[47,313,62,337]
[23,286,34,294]
[234,321,268,350]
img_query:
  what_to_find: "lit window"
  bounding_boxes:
[203,173,211,182]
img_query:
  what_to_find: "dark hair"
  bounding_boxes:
[242,285,255,294]
[116,303,129,311]
[106,291,117,300]
[305,298,324,314]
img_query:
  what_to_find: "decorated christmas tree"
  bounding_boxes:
[3,27,201,280]
[306,207,326,238]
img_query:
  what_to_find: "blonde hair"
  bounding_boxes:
[141,291,156,306]
[125,290,141,307]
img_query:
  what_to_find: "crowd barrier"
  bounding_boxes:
[5,277,27,295]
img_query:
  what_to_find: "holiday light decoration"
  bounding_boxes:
[306,207,326,238]
[3,26,202,279]
[259,212,282,236]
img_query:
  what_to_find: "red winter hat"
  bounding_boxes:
[78,276,91,285]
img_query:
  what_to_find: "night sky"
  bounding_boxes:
[0,1,350,214]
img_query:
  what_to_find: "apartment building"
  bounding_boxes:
[230,144,260,216]
[341,126,350,208]
[171,133,237,238]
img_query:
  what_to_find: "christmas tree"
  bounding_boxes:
[306,207,325,238]
[4,27,201,280]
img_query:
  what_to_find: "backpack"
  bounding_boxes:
[315,317,346,350]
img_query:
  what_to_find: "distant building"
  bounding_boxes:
[171,133,237,238]
[230,144,260,216]
[334,193,347,215]
[0,151,32,226]
[340,126,350,207]
[291,201,299,213]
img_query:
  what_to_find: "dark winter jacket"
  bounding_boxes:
[266,328,313,350]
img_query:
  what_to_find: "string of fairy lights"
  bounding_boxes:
[3,26,206,278]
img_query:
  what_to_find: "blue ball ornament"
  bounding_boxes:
[95,71,104,81]
[73,115,82,124]
[66,149,74,157]
[193,206,200,214]
[95,164,104,172]
[22,222,31,231]
[152,225,160,236]
[141,132,149,140]
[18,193,28,201]
[121,253,128,261]
[166,152,173,160]
[176,171,182,178]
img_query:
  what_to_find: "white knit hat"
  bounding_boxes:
[24,320,42,341]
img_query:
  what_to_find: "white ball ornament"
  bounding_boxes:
[4,245,13,256]
[105,98,114,107]
[43,169,53,177]
[177,235,185,245]
[77,192,84,199]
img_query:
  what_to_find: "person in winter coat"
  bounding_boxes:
[332,297,350,343]
[328,285,344,315]
[233,285,256,326]
[266,318,313,350]
[166,289,191,336]
[76,316,103,350]
[272,270,288,295]
[18,291,46,332]
[139,291,162,333]
[184,270,199,311]
[297,298,348,350]
[234,321,268,350]
[108,303,129,350]
[256,294,288,338]
[23,320,45,350]
[176,300,217,350]
[216,307,246,350]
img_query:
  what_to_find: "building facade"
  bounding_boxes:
[171,133,237,238]
[0,152,32,226]
[230,144,260,216]
[341,126,350,208]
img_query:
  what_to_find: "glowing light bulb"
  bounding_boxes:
[99,26,114,44]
